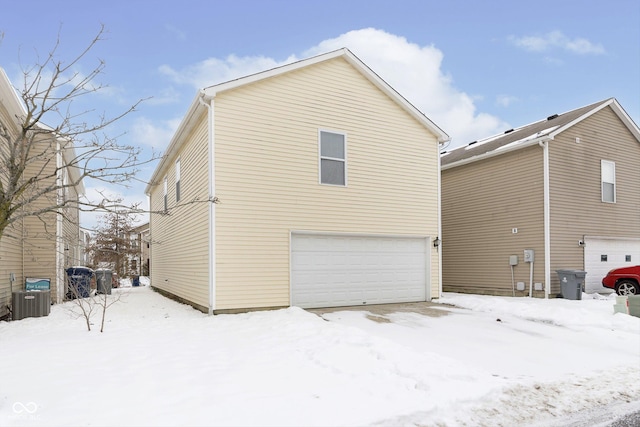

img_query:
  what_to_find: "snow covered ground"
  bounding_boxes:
[1,284,639,427]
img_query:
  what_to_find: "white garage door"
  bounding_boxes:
[584,237,640,293]
[291,233,428,308]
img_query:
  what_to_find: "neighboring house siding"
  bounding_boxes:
[63,186,81,266]
[548,107,640,292]
[149,115,210,310]
[1,68,83,312]
[442,145,546,295]
[0,223,23,318]
[214,57,440,310]
[0,92,22,317]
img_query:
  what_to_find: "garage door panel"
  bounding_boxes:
[291,234,428,308]
[584,238,640,293]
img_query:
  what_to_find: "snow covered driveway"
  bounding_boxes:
[1,286,638,426]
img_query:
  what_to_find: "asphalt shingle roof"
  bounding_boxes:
[441,99,613,167]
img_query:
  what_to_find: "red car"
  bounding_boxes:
[602,265,640,295]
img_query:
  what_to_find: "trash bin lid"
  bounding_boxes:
[65,266,94,275]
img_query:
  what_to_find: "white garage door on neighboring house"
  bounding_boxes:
[291,233,429,309]
[584,237,640,293]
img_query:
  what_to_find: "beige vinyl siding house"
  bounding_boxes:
[441,99,640,297]
[146,48,449,313]
[0,67,84,317]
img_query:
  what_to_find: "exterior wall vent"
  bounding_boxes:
[12,291,51,320]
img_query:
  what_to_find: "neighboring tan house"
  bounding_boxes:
[0,67,85,318]
[441,98,640,298]
[145,48,449,314]
[130,222,150,276]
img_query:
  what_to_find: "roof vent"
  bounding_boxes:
[547,114,558,121]
[468,141,478,146]
[504,129,514,134]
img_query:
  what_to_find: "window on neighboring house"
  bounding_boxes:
[175,158,181,202]
[163,176,168,212]
[60,169,69,203]
[601,160,616,203]
[319,130,346,186]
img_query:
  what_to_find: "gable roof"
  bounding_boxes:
[146,48,450,194]
[202,48,449,142]
[441,98,640,170]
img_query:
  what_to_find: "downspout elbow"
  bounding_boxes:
[538,135,554,147]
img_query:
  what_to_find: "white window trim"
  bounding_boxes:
[318,129,347,186]
[601,160,616,203]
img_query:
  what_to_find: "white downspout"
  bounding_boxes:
[437,141,444,298]
[55,143,64,304]
[199,94,216,315]
[539,138,552,298]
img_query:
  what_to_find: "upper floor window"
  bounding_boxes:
[601,160,616,203]
[175,158,181,202]
[319,130,346,186]
[163,176,168,212]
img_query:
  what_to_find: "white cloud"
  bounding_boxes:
[80,185,149,231]
[303,28,508,146]
[496,95,518,107]
[159,54,297,90]
[146,86,182,106]
[158,28,508,147]
[509,31,605,55]
[130,116,181,150]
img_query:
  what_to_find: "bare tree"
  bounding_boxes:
[0,24,155,242]
[88,208,139,278]
[66,272,125,333]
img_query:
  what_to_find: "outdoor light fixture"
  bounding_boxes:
[433,237,441,248]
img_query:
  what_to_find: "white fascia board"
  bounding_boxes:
[442,135,552,170]
[0,67,27,128]
[145,92,206,195]
[201,48,450,144]
[547,99,612,140]
[202,48,348,97]
[609,99,640,142]
[546,98,639,142]
[340,51,450,143]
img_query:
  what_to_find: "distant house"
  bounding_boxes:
[0,67,85,318]
[130,222,150,276]
[145,48,449,313]
[441,98,640,297]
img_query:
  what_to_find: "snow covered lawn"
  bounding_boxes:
[1,285,639,426]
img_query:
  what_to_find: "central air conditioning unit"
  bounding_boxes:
[12,291,51,321]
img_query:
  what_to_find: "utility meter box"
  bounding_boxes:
[524,249,535,263]
[509,255,518,266]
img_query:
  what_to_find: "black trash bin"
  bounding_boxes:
[95,269,113,295]
[65,267,94,299]
[132,275,140,287]
[556,269,587,300]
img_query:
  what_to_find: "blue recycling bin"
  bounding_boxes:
[132,276,140,287]
[65,267,94,299]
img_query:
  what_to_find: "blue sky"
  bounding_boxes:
[1,0,639,228]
